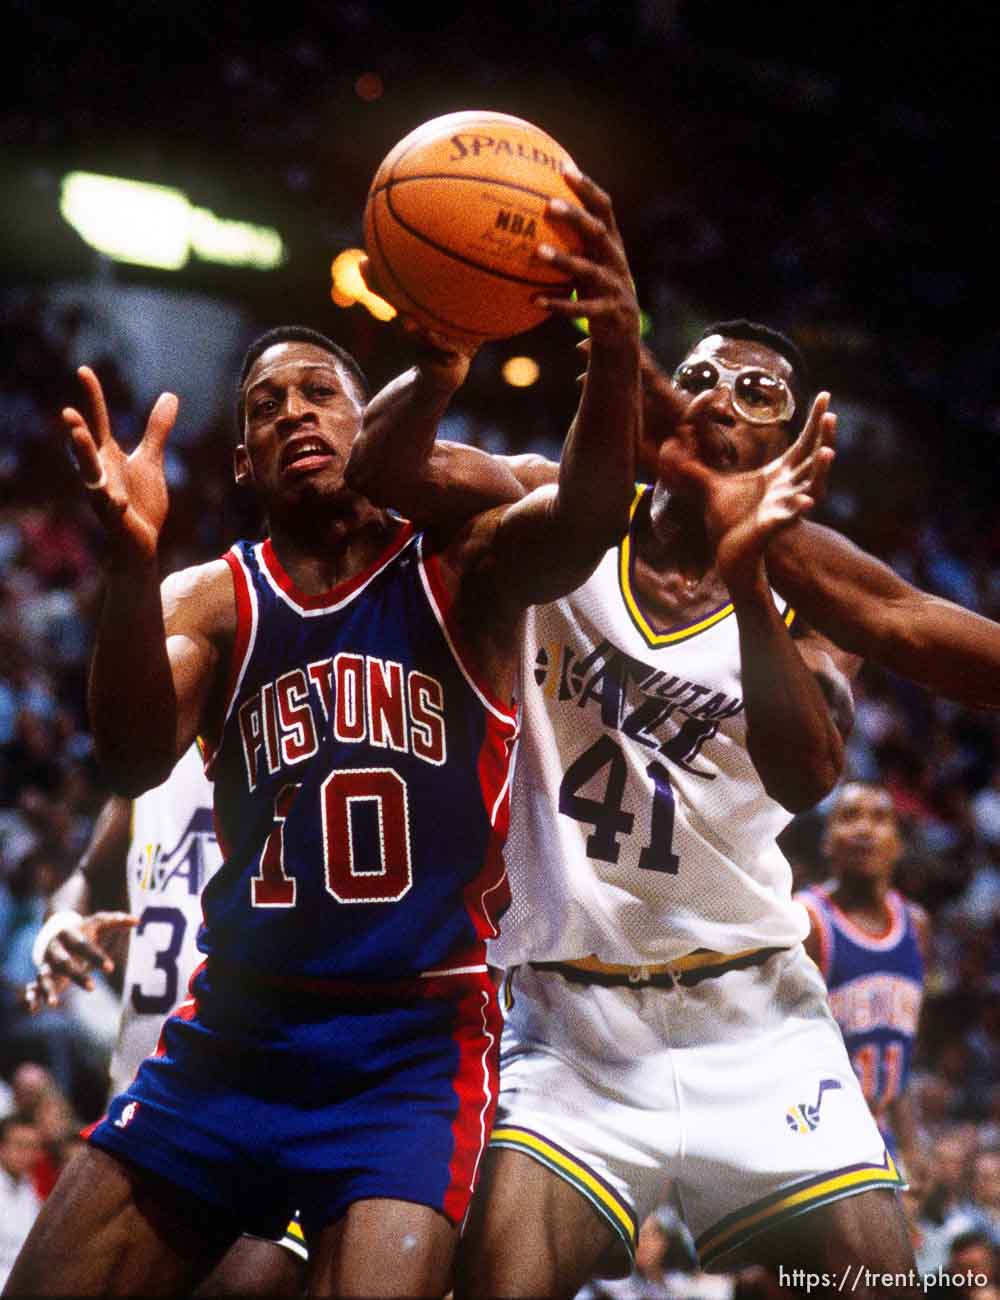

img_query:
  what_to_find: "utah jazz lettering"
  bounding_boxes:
[239,653,446,791]
[133,807,217,896]
[535,637,742,777]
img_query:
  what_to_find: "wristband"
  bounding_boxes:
[31,910,85,970]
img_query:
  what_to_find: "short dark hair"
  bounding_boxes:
[948,1228,992,1257]
[235,326,369,437]
[695,319,811,434]
[0,1113,37,1142]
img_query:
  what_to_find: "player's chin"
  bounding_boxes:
[278,468,349,508]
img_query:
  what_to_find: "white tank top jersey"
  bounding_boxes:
[492,488,811,968]
[108,744,222,1096]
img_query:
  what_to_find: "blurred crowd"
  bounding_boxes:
[2,279,998,1293]
[2,4,997,1293]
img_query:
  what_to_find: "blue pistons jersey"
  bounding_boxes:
[800,885,924,1112]
[202,522,519,984]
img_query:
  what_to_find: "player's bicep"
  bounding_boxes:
[484,485,610,609]
[162,561,233,757]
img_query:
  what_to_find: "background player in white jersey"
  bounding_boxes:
[798,783,929,1182]
[350,321,925,1298]
[24,745,307,1296]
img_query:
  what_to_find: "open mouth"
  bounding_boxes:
[281,437,335,474]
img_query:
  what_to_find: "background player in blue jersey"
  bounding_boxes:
[4,171,644,1299]
[799,782,929,1180]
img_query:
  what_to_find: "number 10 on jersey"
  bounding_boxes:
[252,767,414,907]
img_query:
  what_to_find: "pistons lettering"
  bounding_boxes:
[828,974,921,1035]
[239,655,446,790]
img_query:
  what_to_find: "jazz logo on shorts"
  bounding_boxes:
[115,1101,139,1130]
[786,1079,842,1134]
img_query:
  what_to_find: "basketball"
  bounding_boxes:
[363,110,584,345]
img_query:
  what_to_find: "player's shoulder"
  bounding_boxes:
[899,893,930,935]
[794,881,833,916]
[162,558,236,639]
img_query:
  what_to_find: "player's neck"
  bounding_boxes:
[268,501,398,594]
[630,495,729,627]
[830,874,892,920]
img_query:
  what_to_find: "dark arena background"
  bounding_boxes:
[1,3,997,1295]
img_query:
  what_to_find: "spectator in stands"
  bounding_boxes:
[0,1114,43,1288]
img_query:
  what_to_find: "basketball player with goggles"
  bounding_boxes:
[347,306,1000,1299]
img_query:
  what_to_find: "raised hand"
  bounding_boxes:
[358,255,479,395]
[63,366,178,563]
[661,391,837,590]
[24,911,138,1012]
[534,170,640,350]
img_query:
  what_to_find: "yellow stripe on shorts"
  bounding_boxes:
[490,1126,637,1255]
[697,1151,904,1267]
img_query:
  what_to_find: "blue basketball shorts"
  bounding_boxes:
[86,961,502,1238]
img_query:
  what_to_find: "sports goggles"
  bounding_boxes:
[673,359,796,425]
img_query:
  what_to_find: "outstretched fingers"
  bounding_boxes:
[63,411,105,488]
[785,392,833,469]
[560,169,617,234]
[76,366,113,446]
[141,391,179,460]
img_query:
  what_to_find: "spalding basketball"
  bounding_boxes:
[363,110,583,344]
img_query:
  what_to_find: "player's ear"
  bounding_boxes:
[233,444,253,486]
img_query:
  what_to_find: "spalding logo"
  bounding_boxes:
[448,134,569,173]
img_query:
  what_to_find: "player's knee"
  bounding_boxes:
[193,1236,305,1298]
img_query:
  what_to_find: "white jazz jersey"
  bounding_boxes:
[108,745,222,1097]
[492,488,810,967]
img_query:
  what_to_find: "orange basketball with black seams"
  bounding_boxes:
[363,110,584,345]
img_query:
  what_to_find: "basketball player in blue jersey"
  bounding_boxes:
[4,170,647,1299]
[798,783,928,1180]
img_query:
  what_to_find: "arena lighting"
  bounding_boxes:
[501,356,540,388]
[59,172,286,271]
[330,248,397,321]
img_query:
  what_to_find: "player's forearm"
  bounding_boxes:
[347,365,451,505]
[89,559,178,794]
[47,870,92,919]
[555,336,638,549]
[731,566,844,812]
[346,367,526,524]
[767,521,1000,709]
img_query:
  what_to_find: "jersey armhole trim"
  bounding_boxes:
[418,540,519,728]
[203,546,257,774]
